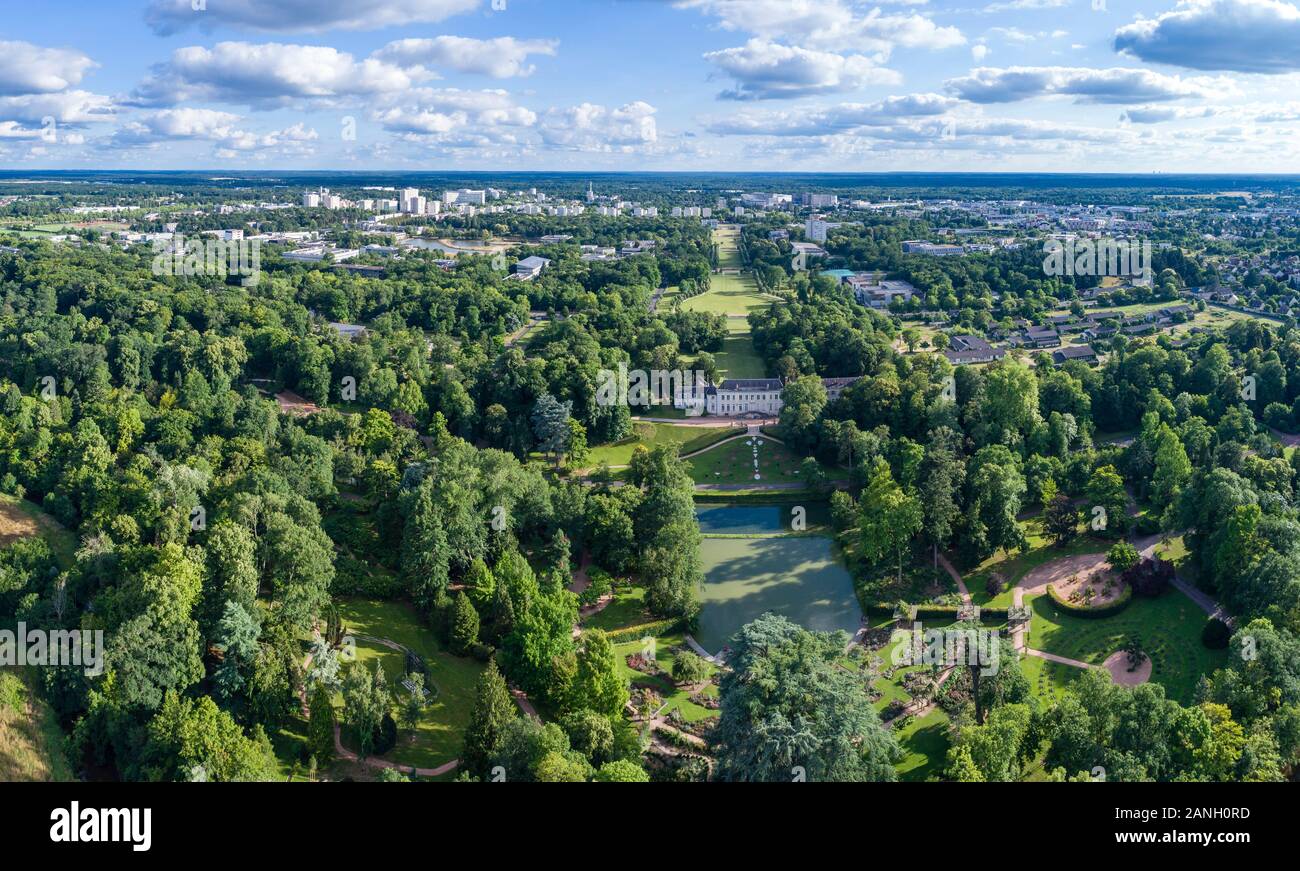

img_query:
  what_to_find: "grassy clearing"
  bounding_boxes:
[331,599,485,769]
[0,668,74,781]
[965,524,1112,608]
[585,421,735,468]
[0,493,77,569]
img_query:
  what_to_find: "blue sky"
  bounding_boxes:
[2,0,1299,171]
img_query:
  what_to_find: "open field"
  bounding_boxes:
[332,599,485,770]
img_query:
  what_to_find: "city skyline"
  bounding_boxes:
[2,0,1300,173]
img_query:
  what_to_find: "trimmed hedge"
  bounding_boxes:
[1045,583,1132,618]
[606,619,683,642]
[861,602,1011,624]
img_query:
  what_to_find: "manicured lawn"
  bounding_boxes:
[894,708,951,782]
[332,599,486,769]
[685,434,824,485]
[1025,590,1228,705]
[582,584,652,633]
[713,331,767,379]
[585,421,735,468]
[695,534,860,653]
[614,630,719,723]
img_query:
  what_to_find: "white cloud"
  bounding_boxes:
[131,42,420,107]
[946,66,1217,103]
[373,36,558,79]
[704,40,900,100]
[539,101,658,152]
[677,0,965,54]
[145,0,481,35]
[983,0,1070,12]
[110,107,318,154]
[1114,0,1300,73]
[705,93,957,135]
[0,91,116,125]
[1120,104,1220,122]
[0,41,97,97]
[373,87,537,140]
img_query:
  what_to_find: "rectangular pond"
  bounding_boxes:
[692,505,861,656]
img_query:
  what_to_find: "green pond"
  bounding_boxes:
[693,506,861,654]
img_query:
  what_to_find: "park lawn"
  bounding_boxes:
[615,631,719,723]
[685,434,824,486]
[1025,589,1228,705]
[0,493,77,569]
[332,598,486,770]
[713,331,767,380]
[678,270,779,316]
[581,583,652,633]
[966,527,1112,609]
[894,708,951,782]
[585,421,734,468]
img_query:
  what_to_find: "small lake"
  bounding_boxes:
[692,503,859,654]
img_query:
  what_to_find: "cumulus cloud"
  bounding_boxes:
[677,0,965,54]
[130,42,420,107]
[1114,0,1300,73]
[704,40,900,100]
[1120,104,1220,122]
[372,87,537,144]
[0,41,97,96]
[946,65,1214,103]
[0,91,116,124]
[705,93,957,135]
[539,101,658,152]
[373,36,558,78]
[144,0,481,35]
[110,107,318,154]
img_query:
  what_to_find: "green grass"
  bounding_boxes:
[581,584,652,633]
[0,493,77,569]
[1025,590,1228,705]
[332,598,486,769]
[614,631,719,723]
[713,331,767,379]
[0,668,74,781]
[894,708,951,782]
[685,434,824,486]
[585,421,735,468]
